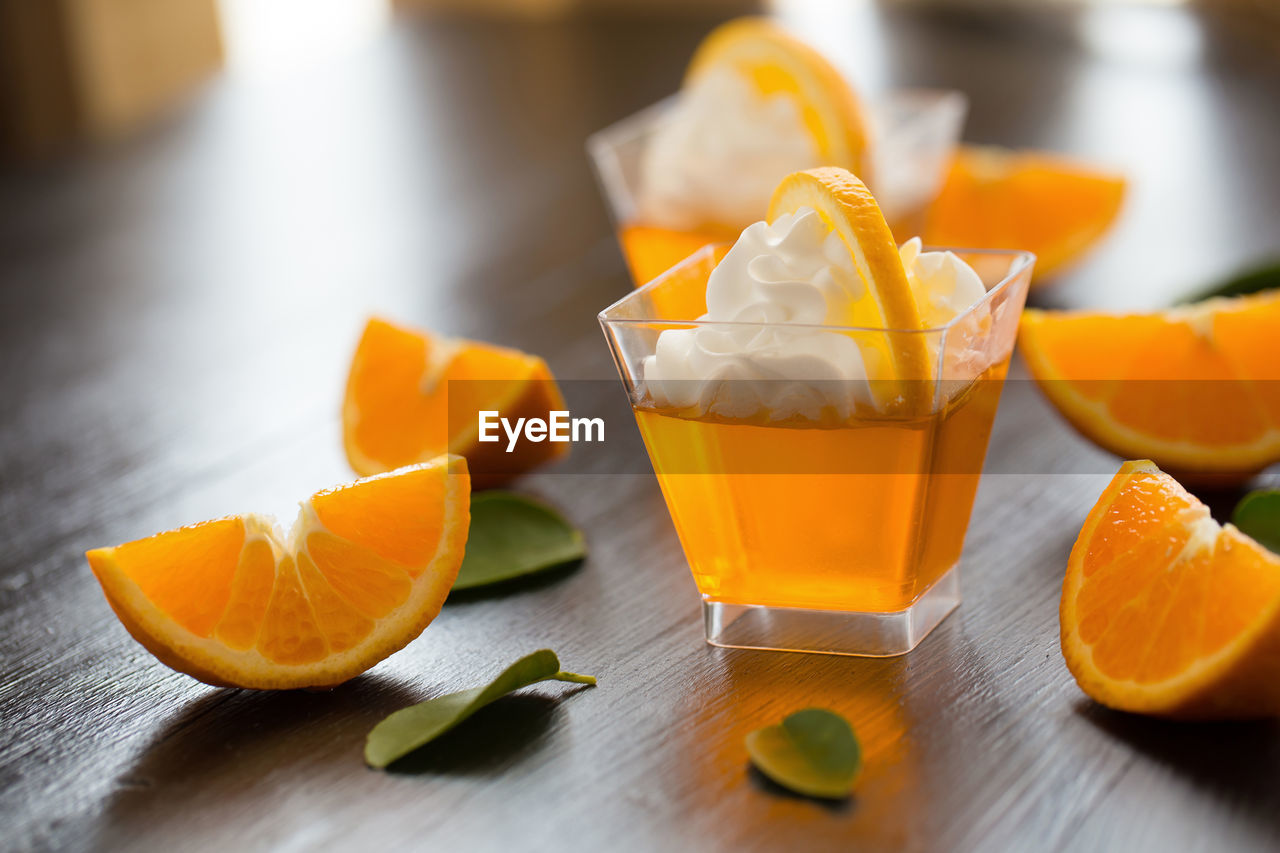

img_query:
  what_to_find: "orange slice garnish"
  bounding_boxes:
[1062,460,1280,719]
[768,167,932,409]
[687,17,871,183]
[87,457,470,689]
[343,317,568,488]
[1019,292,1280,481]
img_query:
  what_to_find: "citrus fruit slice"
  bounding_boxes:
[768,167,932,408]
[924,145,1125,281]
[1019,292,1280,481]
[86,457,470,689]
[343,317,568,489]
[1062,460,1280,719]
[687,17,870,183]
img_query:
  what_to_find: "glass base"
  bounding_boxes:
[702,566,960,657]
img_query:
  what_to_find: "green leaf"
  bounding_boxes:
[365,649,595,769]
[1183,259,1280,303]
[1233,491,1280,556]
[745,708,862,800]
[453,492,585,590]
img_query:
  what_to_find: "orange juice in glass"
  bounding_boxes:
[587,19,966,285]
[599,172,1033,656]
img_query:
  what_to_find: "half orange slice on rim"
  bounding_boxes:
[687,17,871,184]
[768,167,932,410]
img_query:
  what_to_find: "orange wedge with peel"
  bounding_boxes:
[1062,460,1280,719]
[687,17,871,185]
[343,318,568,489]
[924,145,1125,281]
[87,457,470,690]
[1019,292,1280,482]
[768,167,932,410]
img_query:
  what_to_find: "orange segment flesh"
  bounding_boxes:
[86,457,470,690]
[1019,291,1280,480]
[1062,460,1280,719]
[312,465,446,569]
[686,17,871,185]
[767,167,932,411]
[924,145,1125,282]
[107,517,245,638]
[343,318,568,489]
[305,533,412,619]
[215,537,276,651]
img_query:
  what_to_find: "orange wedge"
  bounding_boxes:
[687,17,871,183]
[1062,460,1280,719]
[924,145,1125,281]
[1019,292,1280,481]
[343,318,568,489]
[87,457,470,690]
[768,167,932,409]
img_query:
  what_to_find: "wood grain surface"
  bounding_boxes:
[2,4,1280,851]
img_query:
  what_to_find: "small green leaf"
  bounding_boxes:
[453,492,585,590]
[365,649,595,768]
[1183,259,1280,303]
[745,708,862,800]
[1233,491,1280,555]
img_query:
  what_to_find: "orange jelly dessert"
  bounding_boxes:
[600,168,1034,655]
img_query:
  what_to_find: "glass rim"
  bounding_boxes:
[585,87,969,157]
[598,243,1036,336]
[586,95,678,160]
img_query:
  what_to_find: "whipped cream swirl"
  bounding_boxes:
[637,68,819,231]
[642,207,872,420]
[898,237,987,329]
[641,215,991,419]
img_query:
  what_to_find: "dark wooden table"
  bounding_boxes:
[3,4,1280,851]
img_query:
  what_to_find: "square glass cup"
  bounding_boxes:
[588,89,967,285]
[599,244,1034,656]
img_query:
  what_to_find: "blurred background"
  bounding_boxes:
[2,0,1278,153]
[2,0,1277,310]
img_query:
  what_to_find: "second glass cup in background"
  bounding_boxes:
[588,89,967,285]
